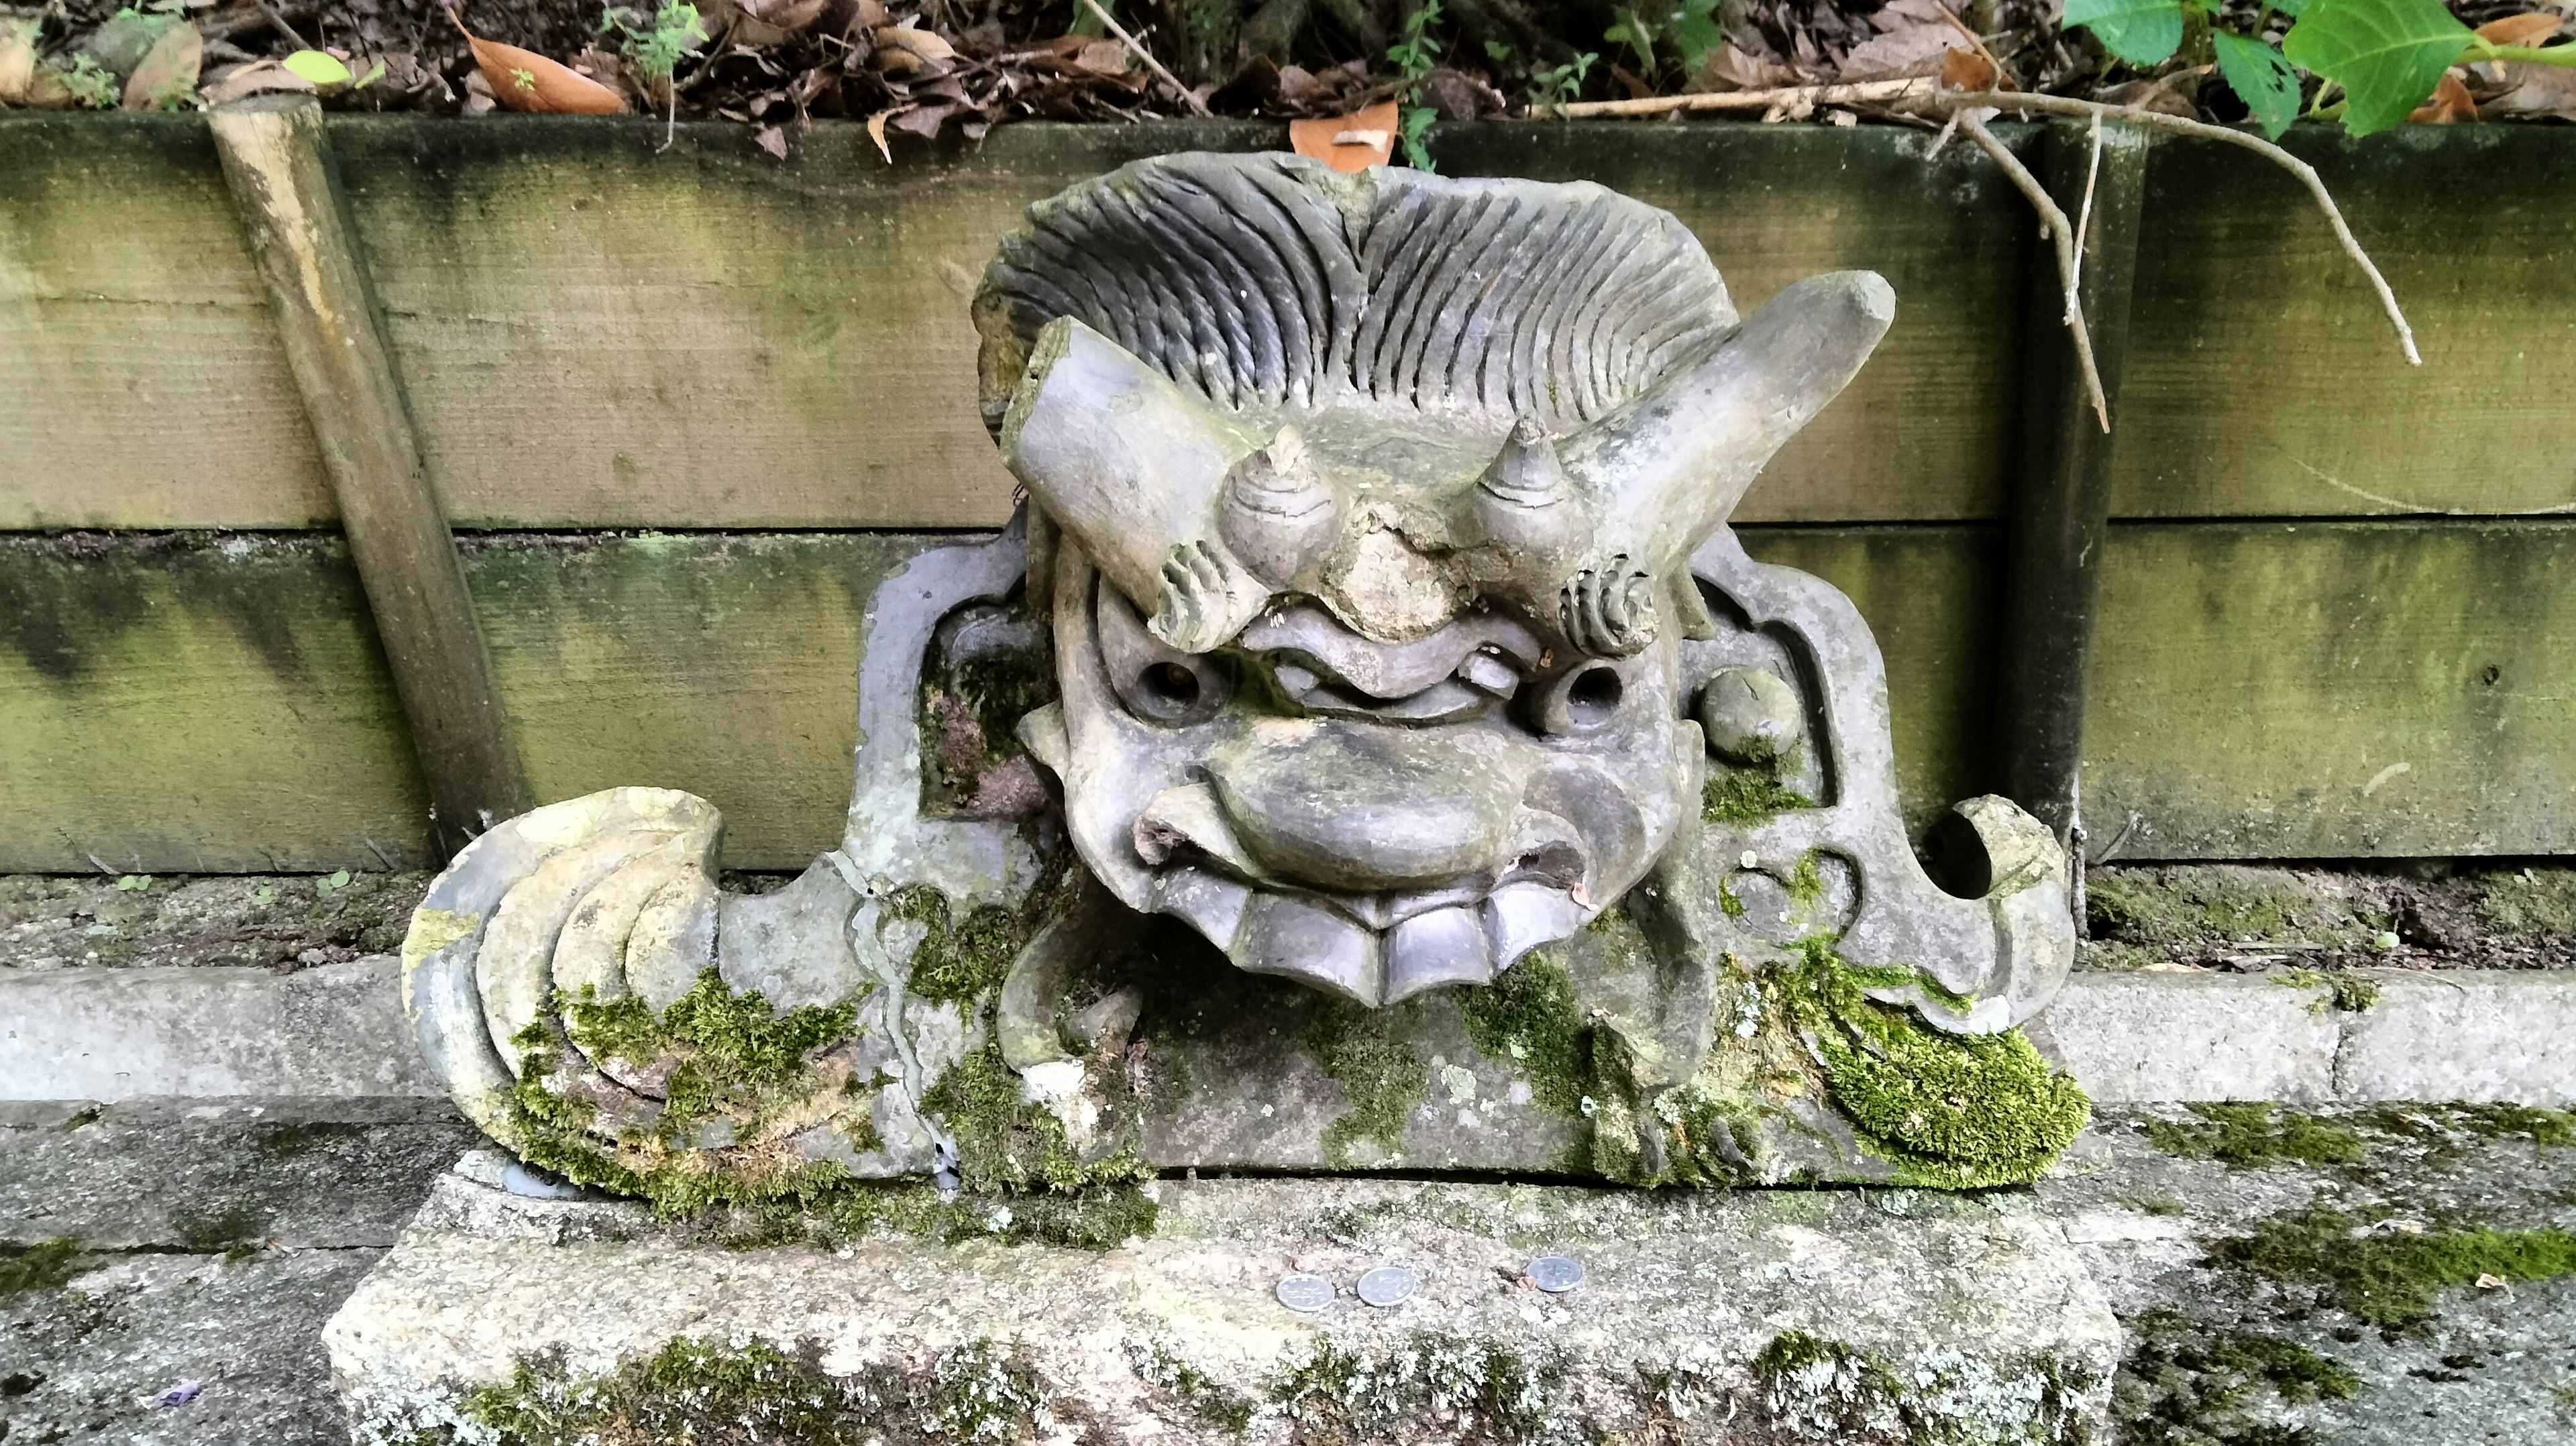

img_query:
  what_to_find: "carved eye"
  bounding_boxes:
[1097,581,1230,727]
[1534,660,1629,737]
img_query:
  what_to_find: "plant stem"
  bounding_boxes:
[1955,109,2112,433]
[1075,0,1210,116]
[2465,40,2576,67]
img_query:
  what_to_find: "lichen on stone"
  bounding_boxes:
[1268,1332,1569,1442]
[1777,938,2090,1188]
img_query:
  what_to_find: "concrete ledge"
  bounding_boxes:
[0,958,441,1101]
[4,960,2569,1108]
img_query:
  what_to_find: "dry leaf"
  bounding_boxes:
[200,57,317,105]
[2487,58,2576,116]
[890,100,953,135]
[2475,11,2563,46]
[1289,99,1398,172]
[121,21,201,110]
[1839,25,1966,80]
[0,16,39,105]
[1939,45,1996,91]
[754,124,788,158]
[1072,39,1128,74]
[2474,1272,2511,1290]
[873,25,955,65]
[853,0,891,27]
[2410,70,2475,123]
[468,34,627,114]
[743,0,828,30]
[865,105,905,162]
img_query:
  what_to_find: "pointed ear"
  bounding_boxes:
[1001,317,1264,623]
[1560,271,1894,567]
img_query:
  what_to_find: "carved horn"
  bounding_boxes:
[1000,316,1265,625]
[1559,271,1894,570]
[1218,425,1340,589]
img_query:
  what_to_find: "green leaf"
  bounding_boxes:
[282,48,351,86]
[1607,5,1657,70]
[1672,0,1725,73]
[2065,0,2186,64]
[2281,0,2470,135]
[2271,0,2309,16]
[2215,30,2301,135]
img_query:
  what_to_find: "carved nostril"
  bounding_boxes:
[1538,662,1626,736]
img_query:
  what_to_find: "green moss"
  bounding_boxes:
[0,1238,80,1297]
[2213,1207,2576,1331]
[176,1206,265,1259]
[2328,975,2379,1012]
[884,884,1030,1007]
[1306,1001,1430,1168]
[1701,765,1815,825]
[2437,1101,2576,1147]
[2086,867,2347,948]
[1270,1333,1566,1441]
[1786,850,1825,907]
[1130,1343,1255,1434]
[249,1119,372,1160]
[457,1334,1044,1445]
[1776,939,2089,1187]
[1458,954,1588,1118]
[2112,1309,2361,1446]
[2141,1103,2366,1170]
[2473,865,2576,937]
[922,1040,1151,1197]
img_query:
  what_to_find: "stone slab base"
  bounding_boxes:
[327,1158,2119,1444]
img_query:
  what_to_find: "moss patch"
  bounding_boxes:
[2213,1207,2576,1331]
[1777,940,2090,1187]
[2141,1103,2367,1170]
[2112,1309,2361,1446]
[0,1239,80,1298]
[1306,1000,1430,1168]
[2473,865,2576,937]
[455,1334,1045,1445]
[1270,1333,1566,1441]
[923,1040,1150,1199]
[1458,954,1588,1118]
[1702,765,1816,825]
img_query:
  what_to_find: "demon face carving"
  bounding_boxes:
[979,153,1893,1009]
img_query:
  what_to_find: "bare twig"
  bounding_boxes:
[253,0,311,51]
[2070,111,2102,295]
[1076,0,1210,117]
[1550,76,1934,117]
[1942,89,2420,365]
[1957,109,2110,432]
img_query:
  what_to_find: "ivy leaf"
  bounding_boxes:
[2282,0,2472,135]
[2065,0,2186,66]
[2214,30,2300,135]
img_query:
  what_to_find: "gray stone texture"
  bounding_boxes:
[329,1168,2120,1445]
[2037,972,2343,1104]
[2333,970,2576,1106]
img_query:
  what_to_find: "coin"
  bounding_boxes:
[1356,1265,1417,1308]
[1275,1273,1334,1313]
[1526,1255,1583,1292]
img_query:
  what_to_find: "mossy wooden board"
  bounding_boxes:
[0,118,338,531]
[2110,127,2576,520]
[2085,520,2576,858]
[0,528,1990,872]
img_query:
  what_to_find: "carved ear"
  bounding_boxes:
[1000,317,1267,636]
[1559,271,1894,569]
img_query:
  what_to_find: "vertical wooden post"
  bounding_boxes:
[1993,119,2152,863]
[210,96,531,859]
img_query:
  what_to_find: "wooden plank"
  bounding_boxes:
[2085,520,2576,858]
[1433,125,2037,525]
[0,115,335,529]
[212,97,531,854]
[0,535,433,873]
[1739,524,2000,838]
[462,531,923,871]
[2110,127,2576,520]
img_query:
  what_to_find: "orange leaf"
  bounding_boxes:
[1289,100,1399,173]
[121,22,201,111]
[2475,11,2563,46]
[468,34,626,114]
[2409,70,2476,123]
[1939,45,1997,91]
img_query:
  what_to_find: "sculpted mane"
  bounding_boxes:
[973,154,1737,429]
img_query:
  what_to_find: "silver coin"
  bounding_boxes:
[1275,1273,1334,1313]
[1356,1266,1417,1308]
[1526,1255,1584,1293]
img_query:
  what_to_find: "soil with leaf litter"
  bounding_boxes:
[3,0,2573,154]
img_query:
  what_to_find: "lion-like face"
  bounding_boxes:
[1033,540,1702,1007]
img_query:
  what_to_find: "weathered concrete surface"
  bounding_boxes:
[0,959,442,1101]
[330,1171,2120,1444]
[2038,972,2342,1104]
[2334,971,2576,1107]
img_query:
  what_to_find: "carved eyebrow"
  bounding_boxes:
[1237,604,1542,701]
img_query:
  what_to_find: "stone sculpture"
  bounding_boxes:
[401,153,2088,1217]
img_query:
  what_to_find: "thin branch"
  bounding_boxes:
[1941,89,2420,365]
[2069,111,2101,295]
[1076,0,1210,117]
[1550,76,1933,117]
[1956,109,2110,432]
[254,0,311,51]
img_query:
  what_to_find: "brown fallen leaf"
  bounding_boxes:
[2475,11,2563,46]
[122,21,201,110]
[1289,99,1398,173]
[462,30,627,113]
[1939,45,1996,91]
[873,23,955,76]
[2485,58,2576,117]
[754,124,788,159]
[2410,70,2476,123]
[0,15,38,105]
[1838,24,1965,80]
[200,57,317,105]
[1071,39,1128,74]
[865,104,906,162]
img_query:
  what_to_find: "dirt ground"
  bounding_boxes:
[2080,861,2576,975]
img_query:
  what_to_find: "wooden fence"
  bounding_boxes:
[3,115,2571,872]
